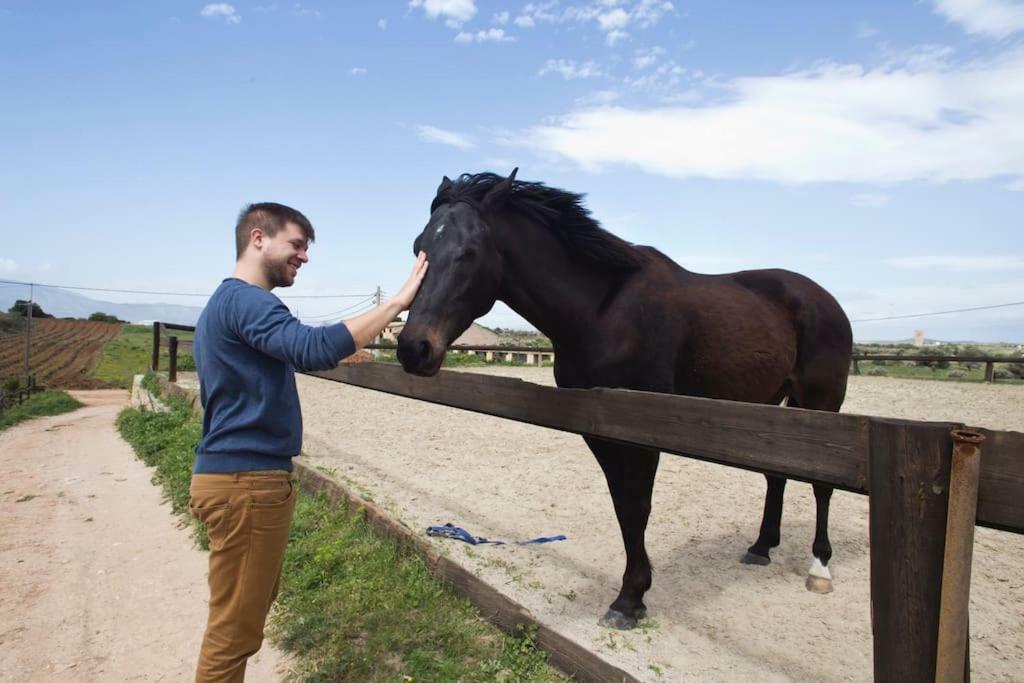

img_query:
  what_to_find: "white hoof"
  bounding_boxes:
[806,557,834,594]
[806,575,834,594]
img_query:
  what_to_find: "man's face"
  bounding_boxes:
[260,221,309,288]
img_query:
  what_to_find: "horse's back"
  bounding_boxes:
[630,256,851,405]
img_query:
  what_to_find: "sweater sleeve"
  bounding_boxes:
[227,285,356,371]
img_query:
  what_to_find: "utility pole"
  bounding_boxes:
[373,285,383,357]
[23,283,33,378]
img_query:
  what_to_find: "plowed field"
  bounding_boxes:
[0,319,122,388]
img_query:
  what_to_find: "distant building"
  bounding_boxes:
[381,321,499,346]
[913,329,925,347]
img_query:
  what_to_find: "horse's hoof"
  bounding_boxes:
[806,575,834,594]
[740,551,771,566]
[806,557,833,593]
[599,609,639,630]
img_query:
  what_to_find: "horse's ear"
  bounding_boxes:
[482,167,518,211]
[413,234,423,256]
[437,175,453,197]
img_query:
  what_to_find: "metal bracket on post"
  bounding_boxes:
[935,429,985,683]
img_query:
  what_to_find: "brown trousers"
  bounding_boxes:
[189,470,296,683]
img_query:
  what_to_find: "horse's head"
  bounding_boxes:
[397,169,517,376]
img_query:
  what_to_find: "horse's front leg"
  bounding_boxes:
[585,436,660,630]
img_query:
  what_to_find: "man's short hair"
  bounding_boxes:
[235,202,316,259]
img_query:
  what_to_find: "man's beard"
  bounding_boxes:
[264,259,295,289]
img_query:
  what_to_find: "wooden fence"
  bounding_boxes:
[0,374,43,414]
[155,322,1024,681]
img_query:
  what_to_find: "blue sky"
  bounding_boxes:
[1,0,1022,341]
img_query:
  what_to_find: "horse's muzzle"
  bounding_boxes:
[396,328,445,377]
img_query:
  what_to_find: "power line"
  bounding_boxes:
[0,278,373,300]
[851,300,1024,323]
[300,296,377,320]
[312,302,377,325]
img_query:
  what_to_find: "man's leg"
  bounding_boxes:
[190,471,296,683]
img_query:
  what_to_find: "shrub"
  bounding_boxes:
[993,369,1013,380]
[866,367,888,377]
[946,370,967,379]
[2,377,20,393]
[88,312,124,323]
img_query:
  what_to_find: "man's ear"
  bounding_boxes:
[250,226,266,250]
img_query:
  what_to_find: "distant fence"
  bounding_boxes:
[0,374,43,414]
[154,321,1024,681]
[851,354,1022,382]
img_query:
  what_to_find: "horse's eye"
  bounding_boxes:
[456,249,477,262]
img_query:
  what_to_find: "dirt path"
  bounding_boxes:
[0,390,286,682]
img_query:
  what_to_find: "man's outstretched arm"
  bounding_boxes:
[343,251,428,350]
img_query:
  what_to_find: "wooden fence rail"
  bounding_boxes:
[155,321,1024,680]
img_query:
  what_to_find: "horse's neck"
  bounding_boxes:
[495,216,614,345]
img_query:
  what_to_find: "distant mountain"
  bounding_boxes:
[0,287,204,326]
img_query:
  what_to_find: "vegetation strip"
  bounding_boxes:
[92,324,195,388]
[116,376,565,682]
[0,389,82,431]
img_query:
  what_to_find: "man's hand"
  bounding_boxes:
[391,251,429,312]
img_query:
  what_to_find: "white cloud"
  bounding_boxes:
[598,8,630,31]
[516,0,672,40]
[851,193,890,208]
[606,29,629,45]
[454,27,514,43]
[493,10,509,24]
[200,3,240,24]
[378,18,388,30]
[294,3,320,18]
[351,67,368,76]
[856,22,879,39]
[933,0,1024,39]
[522,47,1024,185]
[539,59,603,79]
[633,46,666,69]
[0,258,18,276]
[417,125,476,149]
[885,254,1024,271]
[409,0,476,25]
[576,90,621,106]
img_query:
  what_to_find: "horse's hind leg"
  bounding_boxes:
[585,436,659,631]
[790,384,845,594]
[742,475,787,565]
[807,483,834,593]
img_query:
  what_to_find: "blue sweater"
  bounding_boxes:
[192,278,355,473]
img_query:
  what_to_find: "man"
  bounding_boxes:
[189,202,428,682]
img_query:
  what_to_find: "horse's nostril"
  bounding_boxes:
[417,340,432,361]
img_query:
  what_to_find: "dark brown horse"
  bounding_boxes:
[398,169,853,629]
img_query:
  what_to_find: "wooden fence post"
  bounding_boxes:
[869,419,956,682]
[152,322,160,372]
[168,336,178,384]
[984,362,994,382]
[935,430,984,683]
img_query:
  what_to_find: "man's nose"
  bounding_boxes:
[297,250,309,263]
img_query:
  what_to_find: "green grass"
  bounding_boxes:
[115,385,565,682]
[855,361,1024,383]
[92,324,195,388]
[0,389,83,432]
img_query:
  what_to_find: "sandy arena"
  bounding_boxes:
[297,369,1024,682]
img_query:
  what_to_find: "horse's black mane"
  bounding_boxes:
[433,172,643,271]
